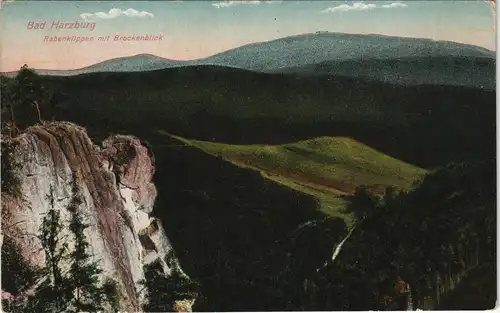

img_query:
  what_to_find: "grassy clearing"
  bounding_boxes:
[158,130,427,222]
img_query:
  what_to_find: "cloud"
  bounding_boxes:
[381,2,408,9]
[212,1,260,8]
[321,1,408,13]
[212,0,282,8]
[80,8,154,20]
[321,2,376,13]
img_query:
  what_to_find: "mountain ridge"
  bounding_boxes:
[2,32,495,79]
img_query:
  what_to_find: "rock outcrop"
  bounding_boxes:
[1,121,192,312]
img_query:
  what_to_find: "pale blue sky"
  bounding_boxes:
[1,1,496,70]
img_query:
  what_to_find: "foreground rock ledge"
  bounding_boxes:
[1,121,194,312]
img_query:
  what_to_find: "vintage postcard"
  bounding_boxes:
[0,1,496,312]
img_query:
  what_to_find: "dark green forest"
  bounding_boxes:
[0,65,496,311]
[6,65,495,168]
[315,160,496,310]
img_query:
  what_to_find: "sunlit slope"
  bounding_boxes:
[161,131,427,221]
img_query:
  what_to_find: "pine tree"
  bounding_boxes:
[65,181,107,313]
[33,185,71,313]
[6,183,110,313]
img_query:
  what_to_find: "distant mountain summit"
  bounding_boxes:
[4,54,187,77]
[3,32,495,88]
[197,32,495,71]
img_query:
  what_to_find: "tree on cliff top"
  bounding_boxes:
[14,65,50,124]
[1,65,52,134]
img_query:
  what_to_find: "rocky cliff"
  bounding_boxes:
[1,121,192,312]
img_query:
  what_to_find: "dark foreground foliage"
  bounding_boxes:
[140,259,201,312]
[312,160,496,310]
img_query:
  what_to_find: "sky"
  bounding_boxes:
[0,0,496,71]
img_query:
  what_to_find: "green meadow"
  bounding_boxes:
[160,130,427,225]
